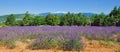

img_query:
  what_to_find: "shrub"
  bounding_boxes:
[60,40,84,51]
[0,39,16,49]
[100,41,116,46]
[30,40,58,50]
[0,40,6,46]
[85,35,103,40]
[115,48,120,52]
[7,40,16,49]
[108,37,116,42]
[30,42,39,50]
[27,35,38,40]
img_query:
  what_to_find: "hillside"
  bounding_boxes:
[0,14,25,22]
[0,13,94,22]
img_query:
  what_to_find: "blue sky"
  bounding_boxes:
[0,0,120,15]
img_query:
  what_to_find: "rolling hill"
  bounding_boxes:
[0,12,94,22]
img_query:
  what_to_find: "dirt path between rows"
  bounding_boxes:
[0,38,119,52]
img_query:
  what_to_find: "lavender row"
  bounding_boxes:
[0,26,120,41]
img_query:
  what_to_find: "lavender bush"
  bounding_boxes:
[0,26,120,50]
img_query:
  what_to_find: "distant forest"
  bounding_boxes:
[0,6,120,26]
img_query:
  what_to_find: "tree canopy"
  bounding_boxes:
[3,6,120,26]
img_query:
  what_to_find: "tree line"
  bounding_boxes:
[3,6,120,26]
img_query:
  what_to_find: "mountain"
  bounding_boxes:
[82,13,95,17]
[0,12,95,22]
[0,14,25,22]
[0,14,36,22]
[39,12,65,16]
[39,12,94,17]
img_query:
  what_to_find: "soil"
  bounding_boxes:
[82,37,120,52]
[0,38,120,52]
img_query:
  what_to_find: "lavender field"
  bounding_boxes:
[0,26,120,51]
[0,26,120,41]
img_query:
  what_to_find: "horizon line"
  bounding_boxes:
[0,11,109,16]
